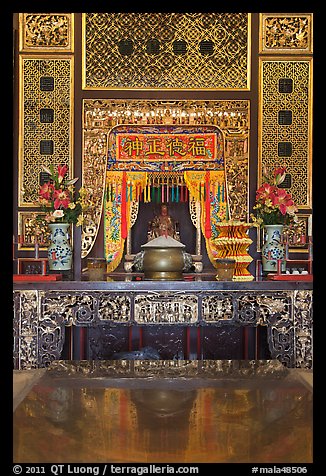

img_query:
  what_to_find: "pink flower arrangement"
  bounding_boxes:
[251,167,298,226]
[38,164,87,225]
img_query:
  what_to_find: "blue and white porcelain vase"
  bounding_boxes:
[47,223,72,271]
[261,224,285,273]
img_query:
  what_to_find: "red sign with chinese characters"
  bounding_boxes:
[117,133,216,161]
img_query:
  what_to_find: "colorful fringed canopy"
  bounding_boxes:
[104,124,229,272]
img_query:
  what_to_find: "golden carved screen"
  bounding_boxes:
[258,58,312,209]
[82,13,250,90]
[259,13,313,54]
[18,56,74,207]
[81,99,250,257]
[19,13,74,52]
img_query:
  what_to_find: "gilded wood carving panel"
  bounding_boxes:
[13,289,313,369]
[18,56,74,207]
[259,14,313,54]
[19,13,74,52]
[258,58,312,208]
[82,13,250,90]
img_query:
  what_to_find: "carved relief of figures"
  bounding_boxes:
[20,13,74,51]
[13,289,312,369]
[135,294,198,324]
[202,294,234,322]
[260,14,312,53]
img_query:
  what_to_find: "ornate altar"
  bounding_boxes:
[13,14,314,377]
[13,280,313,370]
[102,124,229,274]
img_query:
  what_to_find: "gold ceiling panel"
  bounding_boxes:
[18,55,74,207]
[258,57,312,209]
[19,13,74,52]
[82,13,250,90]
[259,13,313,54]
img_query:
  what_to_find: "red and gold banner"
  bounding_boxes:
[117,133,217,162]
[104,171,147,272]
[184,170,229,266]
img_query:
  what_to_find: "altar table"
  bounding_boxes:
[13,280,313,369]
[13,359,313,463]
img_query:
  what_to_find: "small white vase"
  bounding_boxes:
[261,224,285,273]
[47,223,72,271]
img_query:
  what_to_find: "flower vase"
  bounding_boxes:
[261,224,285,273]
[47,223,72,271]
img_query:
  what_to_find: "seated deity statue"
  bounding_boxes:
[147,204,180,241]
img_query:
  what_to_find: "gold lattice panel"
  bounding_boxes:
[81,99,250,257]
[82,13,250,90]
[258,58,312,208]
[18,56,74,207]
[259,13,313,54]
[19,13,74,52]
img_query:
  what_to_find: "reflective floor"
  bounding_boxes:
[13,360,312,463]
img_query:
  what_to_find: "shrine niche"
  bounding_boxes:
[104,124,228,272]
[81,99,250,262]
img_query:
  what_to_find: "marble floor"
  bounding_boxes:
[13,361,313,464]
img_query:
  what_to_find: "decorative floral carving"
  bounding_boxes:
[21,14,73,51]
[262,15,312,52]
[13,289,313,369]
